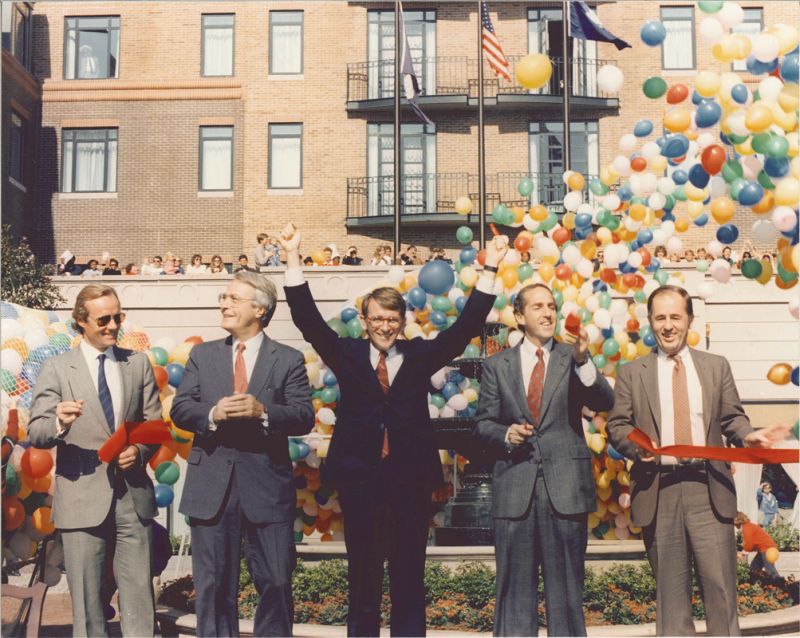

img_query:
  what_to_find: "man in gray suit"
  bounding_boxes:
[607,285,778,636]
[171,270,314,637]
[29,284,161,637]
[474,283,614,637]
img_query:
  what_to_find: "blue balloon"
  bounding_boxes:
[764,157,790,179]
[792,366,799,387]
[737,181,764,206]
[417,260,455,295]
[691,90,704,105]
[695,100,721,128]
[730,83,749,104]
[640,21,667,46]
[323,370,338,386]
[671,169,688,185]
[633,119,654,137]
[441,382,459,401]
[574,226,592,240]
[407,287,427,310]
[607,444,625,461]
[294,442,310,460]
[643,332,657,348]
[746,55,778,75]
[340,307,358,323]
[637,228,653,245]
[575,212,593,227]
[694,213,709,227]
[429,310,447,326]
[455,296,468,313]
[166,363,184,388]
[716,224,739,244]
[662,135,690,159]
[781,54,799,83]
[447,370,465,384]
[154,484,174,508]
[688,164,710,188]
[618,184,633,201]
[459,247,477,265]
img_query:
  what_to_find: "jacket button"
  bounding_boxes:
[227,460,232,465]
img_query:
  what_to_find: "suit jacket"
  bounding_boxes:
[171,334,314,523]
[284,282,495,489]
[28,347,161,529]
[474,342,615,518]
[606,349,754,528]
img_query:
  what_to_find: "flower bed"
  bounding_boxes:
[159,558,798,631]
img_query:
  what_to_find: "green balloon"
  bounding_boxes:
[757,170,775,190]
[430,393,446,409]
[605,216,621,231]
[751,132,772,154]
[729,177,746,200]
[663,194,677,210]
[740,259,762,279]
[698,0,723,13]
[155,460,180,485]
[539,212,558,232]
[431,296,452,312]
[633,290,647,304]
[445,316,458,328]
[517,178,534,197]
[517,263,534,281]
[592,354,607,369]
[1,369,16,393]
[595,209,610,226]
[695,259,709,273]
[578,307,592,324]
[598,291,612,309]
[765,136,789,159]
[320,386,338,404]
[643,76,668,99]
[589,179,609,196]
[552,289,564,309]
[462,344,480,358]
[673,185,687,201]
[726,132,749,145]
[493,294,507,310]
[721,160,744,183]
[5,465,20,496]
[492,204,510,225]
[456,226,473,245]
[602,338,620,357]
[654,269,669,285]
[792,420,799,440]
[49,333,71,350]
[150,347,168,366]
[327,318,348,338]
[346,317,363,338]
[777,259,799,284]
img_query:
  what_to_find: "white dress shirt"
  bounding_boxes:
[656,345,704,463]
[369,344,402,384]
[519,337,597,394]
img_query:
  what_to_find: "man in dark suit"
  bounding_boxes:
[607,285,779,636]
[474,283,614,637]
[29,284,161,637]
[171,270,314,637]
[279,223,507,637]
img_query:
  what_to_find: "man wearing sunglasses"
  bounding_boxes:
[29,284,162,637]
[280,223,508,637]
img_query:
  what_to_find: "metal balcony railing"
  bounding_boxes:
[346,172,586,219]
[346,55,615,102]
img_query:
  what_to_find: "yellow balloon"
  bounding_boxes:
[404,323,423,339]
[596,227,612,245]
[733,34,752,60]
[562,212,576,230]
[567,172,585,191]
[684,182,708,202]
[712,35,737,63]
[734,137,755,156]
[600,166,619,186]
[648,155,668,174]
[674,217,690,233]
[664,107,692,133]
[529,204,548,221]
[500,305,517,327]
[460,266,478,287]
[515,53,553,90]
[687,200,704,220]
[687,330,701,347]
[768,23,799,56]
[710,197,735,224]
[779,82,800,114]
[746,103,773,133]
[775,178,800,207]
[765,547,780,564]
[454,196,473,215]
[695,70,721,98]
[538,262,554,281]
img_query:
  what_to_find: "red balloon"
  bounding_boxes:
[564,313,581,336]
[3,496,25,531]
[184,336,203,345]
[622,273,638,288]
[513,233,532,252]
[476,249,487,267]
[630,156,648,172]
[554,264,572,281]
[626,318,640,332]
[701,144,726,175]
[552,226,571,245]
[20,448,53,480]
[153,366,169,391]
[148,444,177,471]
[637,248,652,267]
[666,83,689,104]
[599,268,617,284]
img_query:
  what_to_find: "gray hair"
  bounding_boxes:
[234,270,277,327]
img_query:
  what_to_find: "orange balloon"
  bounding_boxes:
[20,448,53,479]
[552,226,571,245]
[148,444,177,470]
[514,232,532,252]
[765,547,780,564]
[710,197,735,224]
[766,362,792,385]
[529,205,548,221]
[555,264,572,281]
[153,366,169,391]
[751,191,774,215]
[630,157,648,172]
[501,268,519,289]
[666,83,689,104]
[3,496,25,531]
[184,336,203,345]
[32,506,55,535]
[687,331,701,347]
[567,172,585,191]
[538,262,554,281]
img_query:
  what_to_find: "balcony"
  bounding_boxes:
[346,55,619,116]
[345,172,571,228]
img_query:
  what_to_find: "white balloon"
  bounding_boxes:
[1,318,24,342]
[585,324,602,345]
[1,349,23,376]
[698,17,724,44]
[440,405,455,418]
[752,33,780,63]
[153,337,176,353]
[660,220,676,238]
[772,206,798,233]
[656,176,676,195]
[428,404,440,419]
[448,288,465,304]
[593,308,612,330]
[727,110,748,137]
[642,142,661,160]
[717,2,744,29]
[643,279,660,298]
[758,77,783,103]
[610,299,629,319]
[563,191,583,212]
[752,220,778,245]
[522,215,540,232]
[613,155,632,177]
[624,216,642,232]
[706,240,724,258]
[597,64,624,93]
[508,330,524,348]
[602,194,621,211]
[576,259,594,280]
[648,193,666,210]
[741,155,763,181]
[666,237,683,255]
[387,266,405,284]
[562,244,581,266]
[619,134,637,153]
[789,298,800,320]
[709,176,727,198]
[710,259,731,283]
[430,368,447,389]
[697,281,715,299]
[447,394,469,411]
[696,133,715,150]
[317,407,336,426]
[24,330,48,351]
[627,252,643,269]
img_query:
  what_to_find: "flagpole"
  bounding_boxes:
[477,0,486,249]
[562,0,571,171]
[393,0,401,262]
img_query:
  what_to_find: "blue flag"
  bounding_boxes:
[570,0,631,51]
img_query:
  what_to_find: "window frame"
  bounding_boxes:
[4,3,33,70]
[61,128,118,193]
[268,123,303,189]
[63,15,121,80]
[731,8,763,72]
[660,6,695,71]
[199,125,234,192]
[269,10,304,75]
[201,13,235,77]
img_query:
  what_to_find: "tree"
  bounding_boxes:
[1,224,64,309]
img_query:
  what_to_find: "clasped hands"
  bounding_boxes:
[213,393,265,422]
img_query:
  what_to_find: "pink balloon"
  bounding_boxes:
[618,492,631,508]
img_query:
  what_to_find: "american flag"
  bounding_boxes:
[481,1,510,82]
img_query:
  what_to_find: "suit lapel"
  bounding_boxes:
[689,348,714,438]
[68,348,112,436]
[537,344,570,427]
[639,352,661,437]
[505,345,533,423]
[248,334,277,397]
[219,337,234,396]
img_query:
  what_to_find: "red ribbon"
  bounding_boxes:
[98,420,172,464]
[627,428,800,465]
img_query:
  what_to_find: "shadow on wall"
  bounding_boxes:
[35,126,57,262]
[32,13,51,80]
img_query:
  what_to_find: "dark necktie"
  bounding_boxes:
[234,343,248,394]
[97,354,115,432]
[669,354,692,446]
[527,348,545,426]
[376,351,390,458]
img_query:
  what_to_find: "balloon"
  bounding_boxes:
[643,76,668,99]
[3,496,25,531]
[661,135,690,159]
[20,448,53,480]
[665,83,689,104]
[150,347,168,366]
[418,260,455,295]
[455,196,472,215]
[31,506,55,535]
[517,178,534,197]
[640,21,667,46]
[765,547,780,564]
[698,16,724,43]
[695,100,722,128]
[700,144,726,175]
[767,363,792,385]
[738,181,764,207]
[716,224,739,244]
[740,259,762,279]
[698,1,723,14]
[515,53,553,90]
[155,460,180,485]
[456,226,473,245]
[752,33,780,63]
[597,64,624,93]
[154,484,174,508]
[781,54,799,83]
[730,83,749,104]
[166,363,184,388]
[664,107,691,132]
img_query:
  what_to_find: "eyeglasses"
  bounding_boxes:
[90,312,126,327]
[366,315,402,328]
[218,293,255,304]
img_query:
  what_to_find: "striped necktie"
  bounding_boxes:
[376,351,390,458]
[97,354,115,431]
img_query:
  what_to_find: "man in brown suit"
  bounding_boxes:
[606,285,780,636]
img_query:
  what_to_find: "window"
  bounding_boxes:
[202,14,234,77]
[529,122,598,205]
[661,7,695,70]
[269,11,303,74]
[62,128,118,193]
[10,112,24,183]
[200,126,233,191]
[64,16,120,79]
[732,9,762,72]
[3,3,32,70]
[269,124,302,189]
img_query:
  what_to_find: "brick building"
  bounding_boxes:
[6,1,798,265]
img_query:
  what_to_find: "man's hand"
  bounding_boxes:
[561,326,590,364]
[507,423,534,446]
[56,400,83,428]
[744,422,791,449]
[484,234,510,268]
[117,445,140,471]
[212,394,266,421]
[279,223,301,255]
[637,438,660,463]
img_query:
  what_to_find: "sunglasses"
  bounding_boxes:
[90,312,126,327]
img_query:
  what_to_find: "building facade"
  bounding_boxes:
[11,1,799,265]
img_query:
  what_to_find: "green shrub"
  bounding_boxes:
[450,561,495,608]
[423,562,452,604]
[765,521,800,552]
[292,559,348,603]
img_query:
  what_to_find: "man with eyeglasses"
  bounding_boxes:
[29,284,162,637]
[279,222,508,637]
[171,270,315,637]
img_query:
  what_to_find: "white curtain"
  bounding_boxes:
[74,142,107,191]
[663,20,693,69]
[202,139,232,190]
[64,30,77,78]
[733,462,762,523]
[270,137,300,188]
[272,23,301,73]
[204,29,233,76]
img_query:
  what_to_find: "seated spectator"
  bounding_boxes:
[124,263,140,275]
[401,245,424,266]
[736,251,753,269]
[234,254,255,272]
[186,254,208,275]
[653,245,668,264]
[142,255,164,275]
[302,256,314,266]
[57,250,75,276]
[331,255,341,266]
[323,244,340,266]
[668,252,682,264]
[432,247,453,264]
[209,255,227,274]
[255,233,270,268]
[102,259,121,276]
[721,246,734,265]
[734,513,780,578]
[683,249,695,264]
[520,251,531,264]
[162,252,178,274]
[383,244,394,265]
[370,246,387,266]
[174,257,185,275]
[696,247,708,264]
[266,238,281,267]
[81,259,103,277]
[342,245,362,266]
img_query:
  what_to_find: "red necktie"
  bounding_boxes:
[376,351,390,458]
[669,354,692,446]
[527,348,545,426]
[234,343,248,394]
